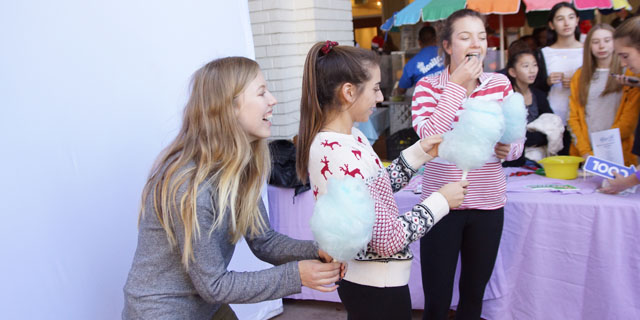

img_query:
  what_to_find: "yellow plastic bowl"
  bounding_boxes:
[538,156,585,180]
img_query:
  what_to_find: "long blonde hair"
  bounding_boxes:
[140,57,270,269]
[578,24,622,106]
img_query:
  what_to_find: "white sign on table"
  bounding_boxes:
[583,156,637,179]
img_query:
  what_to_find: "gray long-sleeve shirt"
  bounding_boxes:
[123,182,318,319]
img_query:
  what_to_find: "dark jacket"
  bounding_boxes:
[503,87,553,167]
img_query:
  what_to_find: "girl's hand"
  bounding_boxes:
[494,142,511,159]
[437,180,470,208]
[340,262,347,279]
[318,249,333,263]
[547,72,563,86]
[611,74,640,87]
[317,250,347,279]
[419,134,443,158]
[449,55,483,85]
[561,73,572,88]
[599,172,640,194]
[298,260,341,292]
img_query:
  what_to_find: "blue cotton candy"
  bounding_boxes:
[439,98,505,172]
[310,177,376,262]
[499,92,528,144]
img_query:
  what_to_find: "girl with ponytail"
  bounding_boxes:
[297,41,468,320]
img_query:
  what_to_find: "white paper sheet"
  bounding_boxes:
[590,128,624,165]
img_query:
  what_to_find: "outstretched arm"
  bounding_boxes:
[174,203,306,304]
[245,200,319,265]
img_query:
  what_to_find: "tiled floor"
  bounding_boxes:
[271,299,426,320]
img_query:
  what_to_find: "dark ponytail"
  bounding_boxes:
[296,42,379,182]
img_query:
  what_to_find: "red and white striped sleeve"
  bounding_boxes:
[411,77,466,139]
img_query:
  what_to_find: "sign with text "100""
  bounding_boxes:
[583,156,637,179]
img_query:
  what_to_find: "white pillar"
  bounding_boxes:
[249,0,355,139]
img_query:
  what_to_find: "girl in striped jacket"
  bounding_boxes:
[411,9,524,320]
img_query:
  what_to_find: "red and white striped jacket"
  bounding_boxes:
[412,70,523,210]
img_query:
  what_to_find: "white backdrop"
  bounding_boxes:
[0,1,281,319]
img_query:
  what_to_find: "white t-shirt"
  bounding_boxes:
[542,46,583,125]
[585,68,622,133]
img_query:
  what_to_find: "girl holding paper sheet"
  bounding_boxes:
[410,9,523,319]
[567,24,640,166]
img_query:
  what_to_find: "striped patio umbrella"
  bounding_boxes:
[379,0,631,67]
[393,0,435,26]
[384,0,520,24]
[466,0,521,14]
[381,0,631,30]
[420,0,467,22]
[522,0,629,29]
[380,0,522,68]
[611,0,632,10]
[467,0,521,67]
[523,0,629,11]
[522,0,567,12]
[574,0,615,10]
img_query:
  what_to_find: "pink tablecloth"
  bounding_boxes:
[267,172,640,319]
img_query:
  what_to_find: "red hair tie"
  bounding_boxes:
[320,40,338,55]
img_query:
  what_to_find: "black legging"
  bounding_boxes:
[337,279,412,320]
[420,208,504,320]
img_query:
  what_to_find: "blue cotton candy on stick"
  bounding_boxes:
[499,93,528,144]
[310,177,376,262]
[439,98,505,180]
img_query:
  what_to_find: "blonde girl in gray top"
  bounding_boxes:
[123,57,342,319]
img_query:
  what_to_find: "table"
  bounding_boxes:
[268,172,640,319]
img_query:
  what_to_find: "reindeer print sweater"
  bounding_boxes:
[308,128,449,288]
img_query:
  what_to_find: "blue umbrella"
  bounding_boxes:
[380,0,434,31]
[380,12,396,32]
